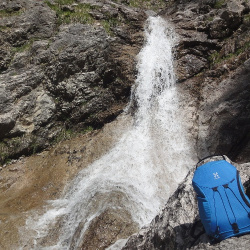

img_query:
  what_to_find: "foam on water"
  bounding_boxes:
[22,16,196,249]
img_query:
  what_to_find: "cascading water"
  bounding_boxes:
[21,16,196,249]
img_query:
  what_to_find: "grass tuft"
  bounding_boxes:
[45,1,97,25]
[82,126,94,134]
[208,40,250,65]
[0,9,23,18]
[214,0,226,9]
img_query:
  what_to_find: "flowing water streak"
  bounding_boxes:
[23,16,195,249]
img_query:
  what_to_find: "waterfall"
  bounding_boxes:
[21,16,196,249]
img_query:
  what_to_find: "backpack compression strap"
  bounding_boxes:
[212,185,239,236]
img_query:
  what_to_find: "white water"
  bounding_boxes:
[22,16,196,249]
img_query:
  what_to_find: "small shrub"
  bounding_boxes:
[82,126,94,134]
[206,16,214,22]
[0,25,10,31]
[208,51,220,64]
[243,14,250,24]
[45,1,96,25]
[101,16,120,35]
[11,38,41,55]
[214,0,226,9]
[128,0,165,10]
[208,40,250,66]
[52,128,76,144]
[12,42,32,53]
[54,0,75,5]
[0,9,23,18]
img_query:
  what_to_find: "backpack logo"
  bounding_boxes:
[213,172,220,179]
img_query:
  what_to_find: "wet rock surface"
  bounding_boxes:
[79,206,138,249]
[0,114,134,249]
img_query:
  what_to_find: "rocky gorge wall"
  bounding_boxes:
[0,0,156,164]
[123,0,250,249]
[168,0,250,162]
[1,0,250,249]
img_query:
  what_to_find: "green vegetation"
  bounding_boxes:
[0,8,23,18]
[0,151,9,165]
[209,51,234,64]
[127,0,165,10]
[53,0,75,4]
[52,125,94,144]
[208,40,250,65]
[45,0,97,25]
[45,0,121,33]
[0,136,40,164]
[11,38,42,59]
[12,41,33,54]
[129,0,144,8]
[0,141,10,165]
[214,0,226,9]
[208,51,221,64]
[0,25,10,31]
[206,16,214,22]
[236,41,250,55]
[243,13,250,24]
[101,16,120,35]
[53,128,75,144]
[82,126,94,133]
[30,142,39,154]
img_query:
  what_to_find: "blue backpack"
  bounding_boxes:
[192,155,250,241]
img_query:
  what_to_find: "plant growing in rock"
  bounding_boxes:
[243,13,250,24]
[0,8,23,18]
[52,128,76,144]
[82,126,94,134]
[11,40,33,54]
[118,0,166,10]
[0,142,9,164]
[214,0,226,9]
[45,1,97,25]
[208,39,250,66]
[101,16,120,35]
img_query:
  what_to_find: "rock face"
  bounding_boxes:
[0,0,148,163]
[165,0,250,162]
